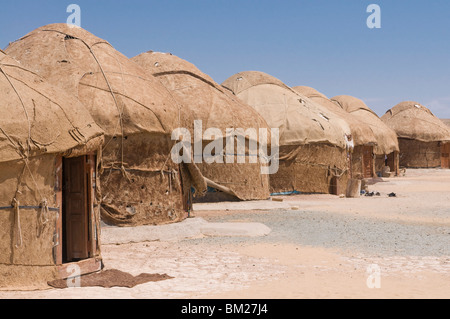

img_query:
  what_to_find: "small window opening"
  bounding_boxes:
[64,35,76,40]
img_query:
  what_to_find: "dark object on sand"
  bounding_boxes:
[388,192,397,197]
[48,269,173,289]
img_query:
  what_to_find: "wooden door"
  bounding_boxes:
[63,156,89,262]
[180,164,193,216]
[442,143,450,169]
[362,146,373,178]
[387,151,399,176]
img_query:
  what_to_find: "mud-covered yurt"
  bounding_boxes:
[0,50,105,287]
[443,119,450,129]
[381,101,450,169]
[5,24,206,227]
[293,86,379,179]
[331,95,400,177]
[132,52,271,202]
[222,71,351,195]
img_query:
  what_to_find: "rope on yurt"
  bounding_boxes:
[0,126,22,158]
[0,65,31,158]
[146,62,183,191]
[36,199,49,238]
[12,198,22,248]
[287,143,348,179]
[89,43,183,190]
[87,47,126,172]
[59,32,127,180]
[10,158,52,245]
[1,49,96,251]
[84,38,178,186]
[152,68,185,189]
[0,65,42,247]
[1,63,87,142]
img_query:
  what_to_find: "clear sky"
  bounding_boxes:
[1,0,449,118]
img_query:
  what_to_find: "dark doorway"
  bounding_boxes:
[62,156,93,263]
[362,146,374,178]
[442,143,450,169]
[386,151,399,176]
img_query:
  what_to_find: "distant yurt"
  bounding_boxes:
[6,24,206,227]
[293,86,378,179]
[0,50,104,288]
[331,95,400,177]
[132,52,271,202]
[222,71,351,195]
[381,101,450,169]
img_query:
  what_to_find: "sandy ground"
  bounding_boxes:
[1,169,449,299]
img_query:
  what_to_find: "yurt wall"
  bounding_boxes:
[331,95,400,177]
[132,52,271,202]
[222,71,351,196]
[398,139,441,168]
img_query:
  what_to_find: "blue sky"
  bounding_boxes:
[1,0,449,118]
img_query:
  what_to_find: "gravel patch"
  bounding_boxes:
[187,209,450,257]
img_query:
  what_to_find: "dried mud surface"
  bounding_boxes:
[1,169,449,299]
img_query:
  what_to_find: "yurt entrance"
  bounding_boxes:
[55,154,100,273]
[62,155,94,263]
[362,146,374,178]
[441,143,450,169]
[386,151,399,176]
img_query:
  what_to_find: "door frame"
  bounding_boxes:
[54,154,102,278]
[441,142,450,169]
[362,146,374,178]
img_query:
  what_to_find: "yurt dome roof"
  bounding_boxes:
[381,101,450,142]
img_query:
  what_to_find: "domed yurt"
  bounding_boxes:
[293,86,379,179]
[132,52,271,202]
[222,71,351,195]
[331,95,400,177]
[6,24,206,227]
[381,101,450,169]
[0,50,104,288]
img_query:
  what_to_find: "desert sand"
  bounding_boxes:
[0,169,449,299]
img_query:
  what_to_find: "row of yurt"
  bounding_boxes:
[0,49,104,287]
[5,24,208,228]
[2,22,448,288]
[1,23,275,288]
[293,87,381,178]
[330,95,400,177]
[381,102,450,169]
[1,24,210,288]
[222,71,352,195]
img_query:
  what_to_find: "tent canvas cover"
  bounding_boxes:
[0,49,105,288]
[132,52,271,202]
[293,86,380,179]
[331,95,400,177]
[222,71,351,195]
[5,24,206,227]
